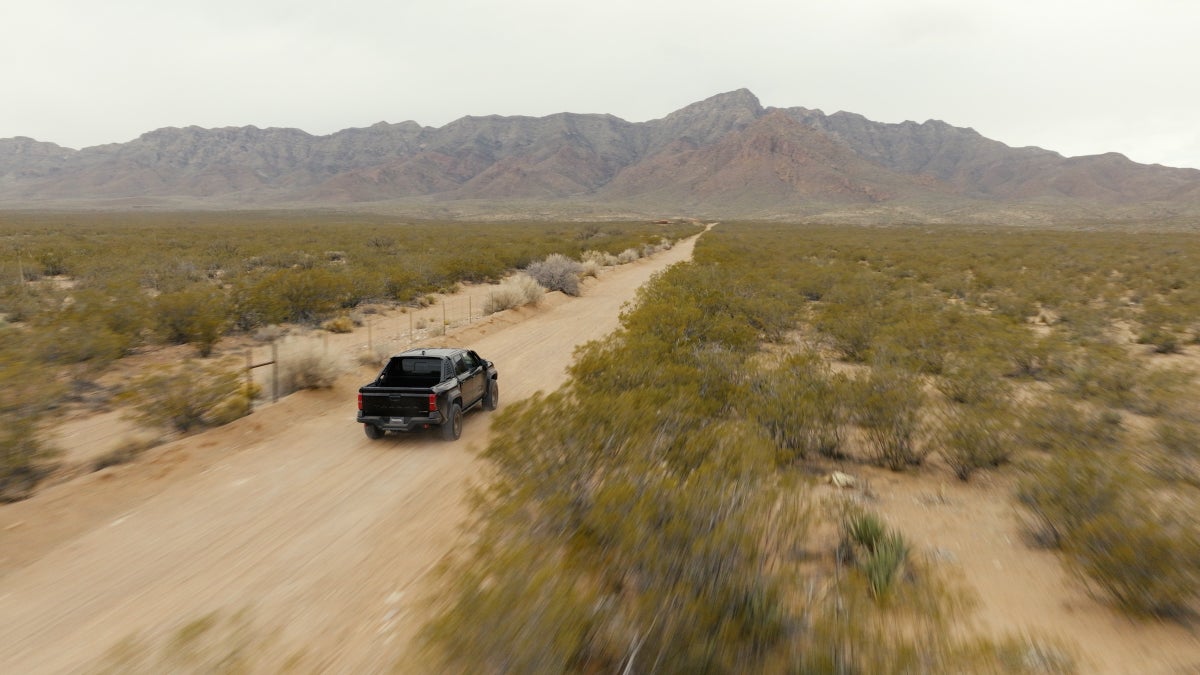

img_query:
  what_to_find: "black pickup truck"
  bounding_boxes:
[357,347,499,441]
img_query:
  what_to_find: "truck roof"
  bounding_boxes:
[393,347,465,359]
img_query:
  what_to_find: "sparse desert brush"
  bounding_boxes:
[616,247,641,264]
[524,253,583,296]
[1017,395,1122,454]
[275,338,346,394]
[937,400,1018,481]
[851,366,928,470]
[839,508,911,600]
[581,249,619,267]
[483,274,545,314]
[91,435,162,471]
[321,315,355,333]
[1015,447,1133,549]
[155,283,228,356]
[754,351,847,463]
[119,360,247,433]
[578,258,601,279]
[0,334,62,500]
[1063,505,1200,617]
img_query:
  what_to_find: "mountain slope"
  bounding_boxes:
[2,89,1199,220]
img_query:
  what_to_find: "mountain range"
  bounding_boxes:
[3,89,1199,223]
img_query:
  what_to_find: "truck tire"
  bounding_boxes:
[441,403,463,441]
[363,424,385,440]
[484,381,499,411]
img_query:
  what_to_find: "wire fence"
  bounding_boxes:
[242,293,503,403]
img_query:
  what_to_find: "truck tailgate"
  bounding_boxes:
[360,389,433,418]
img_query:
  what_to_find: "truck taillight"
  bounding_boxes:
[357,393,363,411]
[428,394,438,412]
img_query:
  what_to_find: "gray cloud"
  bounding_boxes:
[2,0,1197,169]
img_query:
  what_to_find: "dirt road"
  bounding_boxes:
[0,237,700,673]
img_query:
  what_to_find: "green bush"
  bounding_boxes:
[754,351,848,463]
[155,284,229,356]
[1017,396,1121,454]
[938,401,1017,481]
[852,367,928,470]
[840,509,910,601]
[1064,508,1200,616]
[1016,448,1131,549]
[0,335,61,500]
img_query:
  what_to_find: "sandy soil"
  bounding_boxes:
[2,229,1198,673]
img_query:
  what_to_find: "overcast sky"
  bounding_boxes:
[3,0,1198,169]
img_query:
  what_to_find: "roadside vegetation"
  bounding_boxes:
[421,221,1200,672]
[0,210,698,497]
[6,213,1200,665]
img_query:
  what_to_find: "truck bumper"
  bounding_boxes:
[357,412,444,432]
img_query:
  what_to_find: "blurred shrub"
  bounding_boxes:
[852,367,928,470]
[0,333,61,500]
[1064,507,1200,616]
[839,508,911,601]
[753,350,848,463]
[1016,448,1130,549]
[321,315,355,333]
[937,401,1018,481]
[155,284,229,356]
[119,360,250,433]
[525,253,583,296]
[1017,396,1121,454]
[275,338,345,394]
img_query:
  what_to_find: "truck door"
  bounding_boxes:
[453,352,485,405]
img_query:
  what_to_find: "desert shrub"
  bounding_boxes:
[275,338,346,394]
[91,435,161,471]
[578,258,601,278]
[936,352,1012,405]
[155,284,229,357]
[119,360,249,433]
[852,367,928,470]
[483,273,545,314]
[1063,507,1200,616]
[754,351,848,463]
[525,253,583,296]
[581,249,619,267]
[1123,366,1192,417]
[839,509,910,601]
[1056,343,1142,409]
[31,284,151,368]
[321,315,355,333]
[1017,396,1122,453]
[1015,448,1132,548]
[616,247,641,263]
[0,334,60,500]
[937,401,1018,481]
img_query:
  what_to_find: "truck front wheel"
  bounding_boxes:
[484,381,499,411]
[441,403,463,441]
[363,424,385,440]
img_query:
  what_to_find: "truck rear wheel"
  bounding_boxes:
[484,381,499,411]
[363,424,384,440]
[441,403,463,441]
